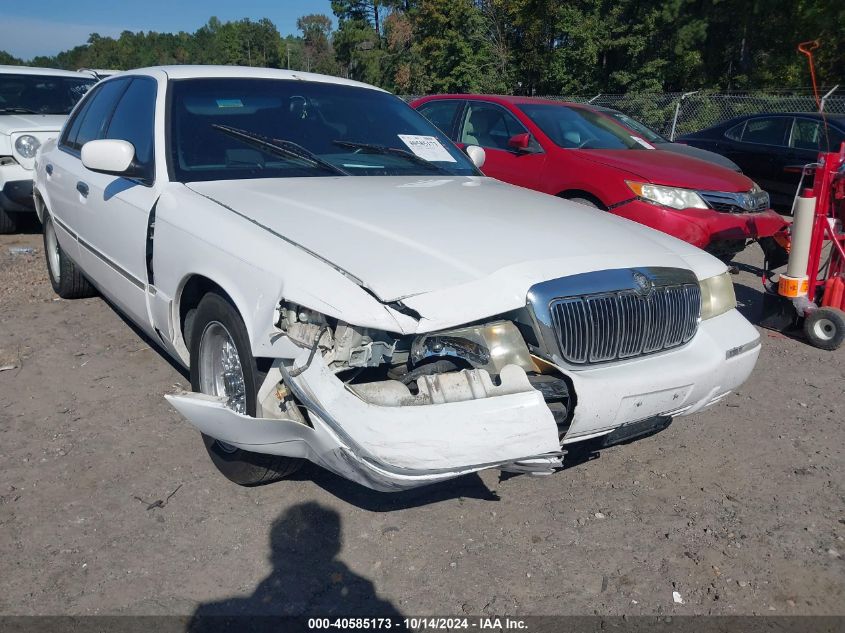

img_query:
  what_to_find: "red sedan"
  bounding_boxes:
[411,94,787,261]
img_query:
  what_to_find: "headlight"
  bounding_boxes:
[626,180,708,210]
[15,135,41,159]
[700,271,736,320]
[411,321,535,374]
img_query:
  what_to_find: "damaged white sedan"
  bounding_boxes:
[33,66,761,491]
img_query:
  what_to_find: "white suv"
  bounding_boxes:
[0,66,95,232]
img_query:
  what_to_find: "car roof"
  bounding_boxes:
[0,64,95,79]
[414,94,586,108]
[122,65,387,93]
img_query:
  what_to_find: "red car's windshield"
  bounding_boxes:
[519,104,646,150]
[607,111,667,143]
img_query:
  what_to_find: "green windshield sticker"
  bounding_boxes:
[216,99,244,108]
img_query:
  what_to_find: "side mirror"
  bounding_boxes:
[508,133,532,153]
[81,139,136,175]
[465,145,486,169]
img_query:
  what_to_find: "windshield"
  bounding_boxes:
[0,73,95,115]
[607,111,666,143]
[518,104,646,150]
[169,78,477,182]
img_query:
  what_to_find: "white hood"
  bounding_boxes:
[0,113,67,135]
[187,176,725,309]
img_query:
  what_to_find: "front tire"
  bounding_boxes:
[42,213,96,299]
[189,292,302,485]
[803,307,845,351]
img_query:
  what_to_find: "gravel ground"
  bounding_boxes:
[1,227,843,619]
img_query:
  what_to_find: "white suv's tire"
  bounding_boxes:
[0,208,17,234]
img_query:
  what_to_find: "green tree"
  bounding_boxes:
[297,14,339,75]
[0,51,24,65]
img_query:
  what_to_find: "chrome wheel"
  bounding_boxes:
[198,321,247,453]
[45,219,61,282]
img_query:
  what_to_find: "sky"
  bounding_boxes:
[0,0,335,59]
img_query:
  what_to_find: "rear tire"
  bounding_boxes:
[0,208,17,234]
[189,292,302,486]
[803,307,845,351]
[42,213,96,299]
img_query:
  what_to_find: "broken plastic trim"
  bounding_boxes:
[277,360,560,478]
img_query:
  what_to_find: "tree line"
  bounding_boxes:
[2,0,841,95]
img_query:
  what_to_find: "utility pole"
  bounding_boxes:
[286,42,290,69]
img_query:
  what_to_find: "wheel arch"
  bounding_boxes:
[33,186,47,224]
[174,273,249,364]
[556,189,607,209]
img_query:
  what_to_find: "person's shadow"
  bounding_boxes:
[187,502,403,632]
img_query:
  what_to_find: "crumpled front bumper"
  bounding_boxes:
[166,356,561,492]
[612,200,788,249]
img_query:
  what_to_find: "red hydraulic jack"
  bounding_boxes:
[759,142,845,349]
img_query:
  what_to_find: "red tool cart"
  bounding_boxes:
[760,144,845,349]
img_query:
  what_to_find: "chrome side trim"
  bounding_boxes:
[51,215,77,240]
[78,237,145,290]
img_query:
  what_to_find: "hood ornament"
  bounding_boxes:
[632,271,655,298]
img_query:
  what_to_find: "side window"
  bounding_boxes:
[724,122,745,141]
[69,78,130,152]
[789,118,822,151]
[741,117,790,146]
[61,91,96,151]
[105,78,157,176]
[417,100,462,139]
[461,102,527,150]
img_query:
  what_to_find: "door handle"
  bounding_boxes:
[45,164,53,175]
[76,181,89,197]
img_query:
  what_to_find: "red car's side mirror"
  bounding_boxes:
[508,133,532,152]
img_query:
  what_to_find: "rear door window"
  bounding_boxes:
[724,122,745,141]
[461,102,528,150]
[741,117,790,146]
[789,118,822,151]
[417,100,463,139]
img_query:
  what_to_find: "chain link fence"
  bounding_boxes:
[539,90,844,139]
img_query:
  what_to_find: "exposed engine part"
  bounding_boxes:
[397,359,462,386]
[276,300,397,371]
[257,365,309,425]
[328,322,396,369]
[276,302,333,349]
[349,364,536,407]
[528,373,573,438]
[289,325,328,377]
[410,320,536,374]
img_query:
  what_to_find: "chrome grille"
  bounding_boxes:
[550,284,700,365]
[699,189,769,214]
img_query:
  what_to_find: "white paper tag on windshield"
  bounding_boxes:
[631,136,655,149]
[398,135,457,162]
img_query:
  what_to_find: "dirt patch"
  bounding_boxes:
[0,232,843,617]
